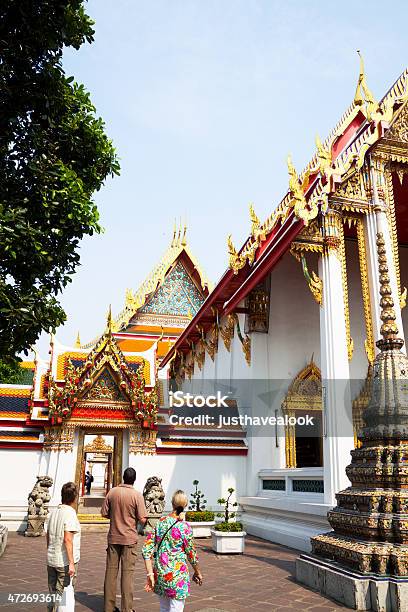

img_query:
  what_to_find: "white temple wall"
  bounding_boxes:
[266,253,320,462]
[0,448,42,531]
[267,253,321,380]
[245,331,280,496]
[128,452,246,512]
[230,311,251,381]
[215,327,233,382]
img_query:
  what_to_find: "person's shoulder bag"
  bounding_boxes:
[153,518,180,559]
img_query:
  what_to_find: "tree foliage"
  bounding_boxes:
[0,1,120,362]
[0,359,22,384]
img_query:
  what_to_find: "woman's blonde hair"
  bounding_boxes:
[172,490,188,511]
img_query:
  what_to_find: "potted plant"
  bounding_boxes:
[211,487,246,554]
[185,480,215,538]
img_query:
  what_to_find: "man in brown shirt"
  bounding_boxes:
[101,467,147,612]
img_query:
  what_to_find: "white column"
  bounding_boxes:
[319,211,354,506]
[364,210,382,346]
[364,159,405,350]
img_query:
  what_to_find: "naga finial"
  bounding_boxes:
[227,234,238,258]
[354,51,377,118]
[249,202,260,235]
[315,134,331,175]
[376,233,403,350]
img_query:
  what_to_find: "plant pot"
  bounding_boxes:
[189,521,215,538]
[210,529,246,554]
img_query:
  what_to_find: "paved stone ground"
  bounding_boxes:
[0,532,347,611]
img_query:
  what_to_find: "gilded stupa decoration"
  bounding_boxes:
[311,232,408,577]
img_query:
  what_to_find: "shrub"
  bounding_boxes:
[217,487,238,523]
[185,511,215,522]
[214,521,243,532]
[189,480,207,512]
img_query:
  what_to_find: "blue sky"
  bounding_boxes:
[35,0,408,355]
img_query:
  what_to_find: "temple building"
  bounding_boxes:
[1,59,408,562]
[0,226,247,530]
[161,62,408,551]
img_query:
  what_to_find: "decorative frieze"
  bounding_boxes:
[220,314,236,352]
[43,425,75,452]
[245,279,271,332]
[129,428,157,455]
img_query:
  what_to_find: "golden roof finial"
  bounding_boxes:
[227,234,238,258]
[315,134,332,175]
[171,219,177,247]
[287,155,304,195]
[75,331,81,348]
[376,233,402,349]
[176,218,182,247]
[354,50,365,106]
[181,221,187,247]
[249,203,260,235]
[107,304,113,336]
[354,51,377,117]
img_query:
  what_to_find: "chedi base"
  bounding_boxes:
[296,553,408,611]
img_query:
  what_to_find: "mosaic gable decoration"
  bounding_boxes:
[139,261,205,317]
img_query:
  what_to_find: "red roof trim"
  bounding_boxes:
[224,216,302,314]
[157,447,247,455]
[160,212,302,366]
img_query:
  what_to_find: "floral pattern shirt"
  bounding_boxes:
[142,515,198,600]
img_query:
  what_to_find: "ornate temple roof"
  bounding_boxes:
[161,60,408,368]
[80,223,212,349]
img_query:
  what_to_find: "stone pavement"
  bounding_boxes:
[0,532,347,611]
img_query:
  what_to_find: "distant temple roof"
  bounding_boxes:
[80,222,212,348]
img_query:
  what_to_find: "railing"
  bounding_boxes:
[259,467,324,497]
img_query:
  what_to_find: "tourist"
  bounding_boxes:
[85,470,93,495]
[46,482,81,612]
[142,490,203,611]
[101,467,147,612]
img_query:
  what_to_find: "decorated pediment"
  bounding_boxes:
[139,260,205,318]
[383,103,408,145]
[48,331,158,426]
[81,367,129,403]
[282,359,322,412]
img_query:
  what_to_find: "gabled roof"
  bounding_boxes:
[80,224,212,348]
[161,61,408,368]
[48,329,158,424]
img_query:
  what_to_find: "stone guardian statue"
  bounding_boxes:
[141,476,165,534]
[25,476,53,537]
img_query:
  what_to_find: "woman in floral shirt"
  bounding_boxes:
[142,490,203,611]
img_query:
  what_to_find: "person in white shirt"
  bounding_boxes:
[46,482,81,611]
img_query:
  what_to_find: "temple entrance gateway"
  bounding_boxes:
[75,430,123,514]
